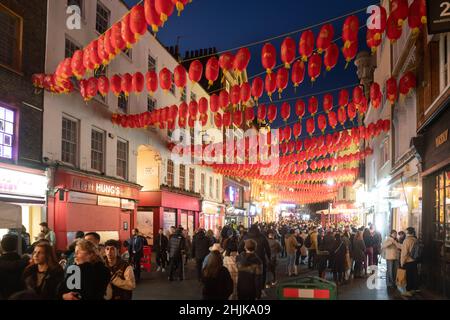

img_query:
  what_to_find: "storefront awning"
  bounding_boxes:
[0,202,22,229]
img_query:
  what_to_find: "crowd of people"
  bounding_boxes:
[0,218,423,300]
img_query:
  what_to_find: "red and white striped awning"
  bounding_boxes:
[283,288,330,299]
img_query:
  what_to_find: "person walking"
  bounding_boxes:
[294,229,304,273]
[201,251,234,300]
[127,229,146,283]
[331,233,346,285]
[285,229,298,276]
[381,230,401,290]
[104,240,135,300]
[352,231,366,278]
[168,228,186,281]
[400,227,420,297]
[306,227,318,269]
[192,229,211,281]
[363,228,374,275]
[371,225,382,266]
[153,228,169,272]
[267,231,282,286]
[39,222,56,247]
[236,239,263,300]
[223,239,239,300]
[22,242,65,300]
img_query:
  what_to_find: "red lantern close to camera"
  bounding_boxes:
[130,5,147,37]
[230,84,241,107]
[317,24,334,54]
[121,14,137,48]
[144,0,162,33]
[223,111,232,127]
[366,28,382,54]
[234,48,251,74]
[174,65,187,90]
[281,37,296,68]
[97,35,109,65]
[342,40,358,66]
[342,15,359,48]
[324,43,339,71]
[71,50,86,79]
[155,0,174,24]
[233,111,243,127]
[97,76,109,97]
[219,52,234,74]
[111,22,126,54]
[89,41,102,69]
[189,60,203,84]
[399,71,416,96]
[299,30,315,61]
[199,97,208,114]
[261,43,277,75]
[386,14,403,42]
[408,0,427,34]
[391,0,409,26]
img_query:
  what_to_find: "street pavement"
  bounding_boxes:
[133,255,442,300]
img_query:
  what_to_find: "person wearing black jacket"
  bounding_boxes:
[192,229,211,281]
[153,228,169,272]
[236,239,263,300]
[238,224,271,293]
[127,229,146,282]
[201,251,233,300]
[168,228,186,281]
[22,242,64,300]
[363,228,374,274]
[0,234,30,299]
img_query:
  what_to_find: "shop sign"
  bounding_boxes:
[98,195,121,208]
[68,192,97,205]
[427,0,450,34]
[436,129,448,147]
[0,167,47,198]
[121,199,135,210]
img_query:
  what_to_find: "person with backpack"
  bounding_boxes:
[400,227,420,297]
[168,228,186,281]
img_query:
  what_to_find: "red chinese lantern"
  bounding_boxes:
[130,5,147,38]
[358,96,368,115]
[98,76,109,97]
[82,47,95,72]
[353,86,364,106]
[104,29,115,60]
[111,22,126,54]
[155,0,174,24]
[172,0,189,16]
[146,70,158,95]
[276,67,289,98]
[366,28,382,54]
[234,48,251,74]
[291,60,305,89]
[240,82,251,105]
[245,107,255,124]
[174,65,187,90]
[159,68,172,92]
[408,0,427,34]
[188,116,195,129]
[219,90,230,110]
[293,122,302,139]
[219,52,235,75]
[210,94,220,113]
[370,82,382,109]
[121,14,137,48]
[317,24,334,54]
[261,43,277,75]
[179,102,188,118]
[323,94,333,114]
[223,111,232,127]
[281,37,296,68]
[328,111,338,129]
[144,0,162,33]
[230,84,241,107]
[205,57,219,87]
[318,114,327,133]
[257,104,267,123]
[308,96,319,117]
[281,102,291,122]
[89,41,102,69]
[399,71,416,96]
[199,97,208,115]
[71,50,85,79]
[86,78,98,100]
[265,73,277,100]
[383,119,391,132]
[97,35,109,65]
[111,75,122,96]
[324,43,339,71]
[281,143,288,155]
[347,102,357,121]
[386,14,403,42]
[299,30,315,61]
[121,73,132,96]
[283,126,292,142]
[32,74,45,88]
[267,104,277,123]
[169,105,178,121]
[338,89,349,108]
[132,72,145,94]
[295,99,306,120]
[308,53,322,82]
[189,60,203,84]
[306,118,315,136]
[251,77,264,104]
[233,111,243,127]
[391,0,409,26]
[338,107,347,126]
[342,40,358,66]
[342,15,359,48]
[189,100,198,119]
[386,77,398,104]
[214,113,223,128]
[200,113,208,127]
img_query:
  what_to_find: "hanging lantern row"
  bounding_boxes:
[366,1,427,53]
[32,74,74,94]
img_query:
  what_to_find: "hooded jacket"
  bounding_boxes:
[236,252,262,300]
[0,252,29,299]
[192,231,211,260]
[238,226,271,264]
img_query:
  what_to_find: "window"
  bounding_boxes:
[65,37,80,59]
[181,87,187,102]
[167,160,174,187]
[216,178,219,199]
[0,4,22,72]
[201,173,205,195]
[0,106,14,160]
[440,33,450,92]
[91,128,105,172]
[118,93,128,113]
[434,171,450,247]
[189,168,195,192]
[67,0,83,18]
[148,54,156,72]
[95,1,109,34]
[61,116,78,166]
[117,139,128,179]
[122,48,132,60]
[209,177,213,198]
[147,96,156,112]
[170,72,175,95]
[179,164,186,190]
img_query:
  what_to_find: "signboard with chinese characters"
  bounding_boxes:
[427,0,450,34]
[0,167,47,198]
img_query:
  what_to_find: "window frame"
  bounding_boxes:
[189,168,195,192]
[148,54,157,72]
[167,159,174,187]
[61,115,79,167]
[201,173,205,195]
[209,176,213,198]
[147,95,156,112]
[116,138,128,180]
[439,33,450,94]
[118,92,128,113]
[179,164,186,190]
[0,105,16,161]
[91,127,106,173]
[95,1,110,35]
[0,4,23,73]
[216,178,219,200]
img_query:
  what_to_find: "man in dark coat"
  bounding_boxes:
[153,228,169,272]
[236,239,263,300]
[238,224,271,293]
[0,234,29,299]
[168,228,186,281]
[127,229,146,282]
[191,229,211,281]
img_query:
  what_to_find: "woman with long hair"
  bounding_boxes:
[201,251,233,300]
[22,242,64,300]
[61,239,110,300]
